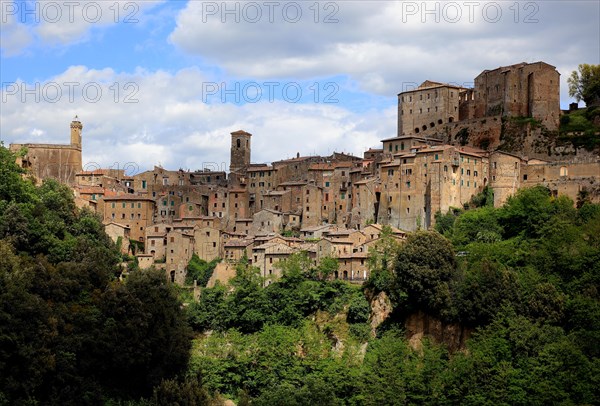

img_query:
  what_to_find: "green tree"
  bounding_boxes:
[185,254,220,286]
[568,63,600,107]
[393,231,457,318]
[366,225,401,293]
[96,268,193,398]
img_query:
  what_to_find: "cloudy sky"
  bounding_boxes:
[1,0,598,174]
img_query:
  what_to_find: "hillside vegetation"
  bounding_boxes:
[1,144,599,405]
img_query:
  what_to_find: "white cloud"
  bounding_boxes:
[0,0,164,55]
[0,12,33,56]
[0,66,392,173]
[169,0,599,101]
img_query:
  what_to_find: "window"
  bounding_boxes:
[122,202,126,208]
[341,193,345,199]
[406,181,411,188]
[325,181,330,187]
[435,154,438,160]
[523,174,528,181]
[474,171,478,177]
[401,142,404,150]
[467,170,471,176]
[444,165,448,172]
[111,202,115,208]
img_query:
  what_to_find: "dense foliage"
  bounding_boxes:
[2,143,598,404]
[0,145,192,405]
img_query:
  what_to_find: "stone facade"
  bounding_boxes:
[10,117,83,185]
[398,81,466,137]
[11,60,597,287]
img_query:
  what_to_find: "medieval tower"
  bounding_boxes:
[9,116,83,185]
[70,115,83,149]
[229,130,252,184]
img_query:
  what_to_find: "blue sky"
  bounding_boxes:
[1,0,599,172]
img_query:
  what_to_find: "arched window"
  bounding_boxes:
[560,166,568,177]
[415,128,420,133]
[438,119,443,124]
[430,122,435,128]
[449,117,454,123]
[236,139,241,148]
[422,125,427,131]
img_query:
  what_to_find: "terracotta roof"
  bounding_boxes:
[247,165,275,172]
[77,186,105,194]
[458,146,487,157]
[224,238,254,248]
[309,163,335,171]
[102,194,155,202]
[253,242,297,254]
[273,156,313,164]
[231,130,252,136]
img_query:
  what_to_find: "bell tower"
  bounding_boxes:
[229,130,251,173]
[229,130,251,186]
[70,115,82,150]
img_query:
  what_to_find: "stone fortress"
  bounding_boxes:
[9,61,600,285]
[9,116,83,185]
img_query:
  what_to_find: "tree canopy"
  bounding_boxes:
[568,63,600,107]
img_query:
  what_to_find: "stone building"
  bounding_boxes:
[194,226,222,261]
[102,195,156,242]
[398,81,466,137]
[229,130,252,185]
[10,117,83,185]
[468,61,560,130]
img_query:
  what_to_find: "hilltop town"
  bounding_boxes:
[9,61,600,286]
